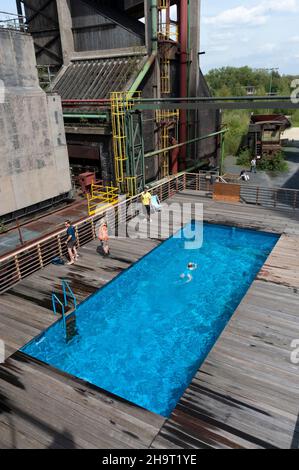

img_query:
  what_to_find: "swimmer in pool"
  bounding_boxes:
[187,262,198,271]
[180,273,193,284]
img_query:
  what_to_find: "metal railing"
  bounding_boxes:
[62,279,77,311]
[87,184,119,216]
[0,173,298,294]
[0,174,186,294]
[0,11,27,32]
[52,293,66,332]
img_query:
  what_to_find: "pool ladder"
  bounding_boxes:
[52,280,78,342]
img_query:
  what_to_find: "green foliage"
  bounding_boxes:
[206,66,298,97]
[257,152,289,172]
[205,66,299,158]
[236,149,251,166]
[222,110,249,156]
[291,110,299,126]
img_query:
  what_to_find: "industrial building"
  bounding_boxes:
[0,28,72,223]
[14,0,219,200]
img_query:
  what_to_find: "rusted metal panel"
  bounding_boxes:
[213,182,241,203]
[53,55,145,99]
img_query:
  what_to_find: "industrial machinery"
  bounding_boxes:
[17,0,220,197]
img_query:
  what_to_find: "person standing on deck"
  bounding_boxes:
[141,186,152,221]
[250,157,257,173]
[98,220,110,256]
[65,220,78,265]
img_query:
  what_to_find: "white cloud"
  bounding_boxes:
[203,0,298,27]
[258,42,277,53]
[290,35,299,42]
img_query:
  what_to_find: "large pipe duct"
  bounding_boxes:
[179,0,189,171]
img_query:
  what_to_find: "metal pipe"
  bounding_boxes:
[133,95,292,102]
[179,0,189,170]
[129,53,157,93]
[63,114,108,119]
[145,128,228,158]
[62,99,110,103]
[129,0,158,92]
[220,133,226,176]
[151,0,158,53]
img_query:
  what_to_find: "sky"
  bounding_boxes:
[1,0,298,75]
[200,0,299,75]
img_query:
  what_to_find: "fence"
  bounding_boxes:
[0,172,298,294]
[0,174,186,294]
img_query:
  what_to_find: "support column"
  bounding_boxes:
[56,0,75,65]
[179,0,188,170]
[188,0,201,161]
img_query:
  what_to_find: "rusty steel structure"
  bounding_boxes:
[17,0,220,192]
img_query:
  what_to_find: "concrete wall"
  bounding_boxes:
[0,30,71,218]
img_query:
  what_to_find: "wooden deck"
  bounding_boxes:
[0,191,299,449]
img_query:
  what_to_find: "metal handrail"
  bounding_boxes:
[62,280,77,310]
[1,172,298,294]
[52,293,66,332]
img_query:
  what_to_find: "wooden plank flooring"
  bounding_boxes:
[151,200,299,449]
[0,191,299,449]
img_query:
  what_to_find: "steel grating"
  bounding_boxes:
[53,55,145,99]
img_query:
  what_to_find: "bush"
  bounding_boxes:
[257,152,289,172]
[223,110,250,157]
[236,149,251,166]
[291,110,299,127]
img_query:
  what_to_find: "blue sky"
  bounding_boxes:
[201,0,299,75]
[1,0,298,75]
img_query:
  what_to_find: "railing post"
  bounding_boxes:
[196,173,199,191]
[294,191,298,211]
[57,235,63,257]
[75,226,80,247]
[168,181,171,199]
[37,244,44,268]
[183,173,186,190]
[274,189,277,208]
[160,185,163,202]
[176,176,179,193]
[14,255,21,281]
[91,219,96,239]
[256,187,260,205]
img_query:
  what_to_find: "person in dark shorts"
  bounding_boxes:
[141,186,152,221]
[65,220,78,265]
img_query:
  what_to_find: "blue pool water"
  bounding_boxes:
[22,223,278,417]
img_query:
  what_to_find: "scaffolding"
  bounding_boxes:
[156,0,179,178]
[111,91,144,196]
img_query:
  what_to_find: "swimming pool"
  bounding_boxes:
[22,223,278,417]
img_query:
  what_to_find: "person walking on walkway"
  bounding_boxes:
[141,186,152,221]
[98,220,110,256]
[65,220,78,265]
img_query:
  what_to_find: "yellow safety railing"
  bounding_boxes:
[158,23,179,42]
[156,110,179,179]
[87,184,119,216]
[110,91,141,192]
[161,58,171,94]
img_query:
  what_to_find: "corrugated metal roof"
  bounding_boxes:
[53,55,145,99]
